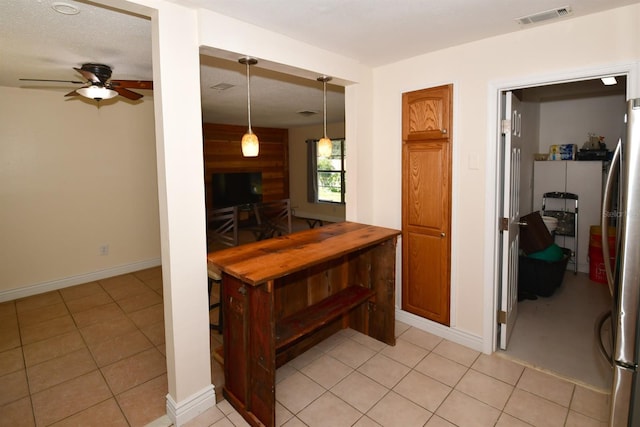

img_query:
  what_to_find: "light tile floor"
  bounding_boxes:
[0,267,610,427]
[189,325,610,427]
[0,267,169,427]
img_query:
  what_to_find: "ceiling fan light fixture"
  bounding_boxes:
[239,57,259,157]
[77,85,118,101]
[317,76,333,158]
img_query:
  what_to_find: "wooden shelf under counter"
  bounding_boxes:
[207,221,401,427]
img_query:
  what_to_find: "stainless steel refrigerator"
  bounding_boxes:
[602,97,640,426]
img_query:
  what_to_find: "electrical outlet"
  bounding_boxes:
[99,244,109,256]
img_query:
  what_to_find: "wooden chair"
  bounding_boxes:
[253,199,292,240]
[207,264,223,332]
[207,206,238,332]
[207,205,239,248]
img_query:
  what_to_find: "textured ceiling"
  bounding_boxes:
[1,0,635,127]
[170,0,640,67]
[0,1,152,86]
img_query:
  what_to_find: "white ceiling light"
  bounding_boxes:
[76,85,118,101]
[317,76,333,158]
[51,2,80,15]
[239,57,259,158]
[601,76,617,86]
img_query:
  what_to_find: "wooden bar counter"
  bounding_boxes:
[207,221,401,427]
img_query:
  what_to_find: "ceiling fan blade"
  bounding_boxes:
[113,86,143,100]
[20,78,85,84]
[64,90,80,97]
[110,80,153,90]
[74,67,100,83]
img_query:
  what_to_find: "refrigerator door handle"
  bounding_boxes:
[595,310,613,366]
[601,137,621,296]
[615,98,640,365]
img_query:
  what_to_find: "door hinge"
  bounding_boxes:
[499,217,509,232]
[501,119,511,135]
[498,310,507,324]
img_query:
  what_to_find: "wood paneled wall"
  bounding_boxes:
[203,123,289,211]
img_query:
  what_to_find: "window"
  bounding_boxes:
[307,138,345,204]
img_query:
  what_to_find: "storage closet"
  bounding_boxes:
[500,77,625,389]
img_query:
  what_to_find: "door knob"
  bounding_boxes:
[440,232,446,238]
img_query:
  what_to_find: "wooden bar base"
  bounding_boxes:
[207,221,400,427]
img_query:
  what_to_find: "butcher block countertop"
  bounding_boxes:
[206,221,401,286]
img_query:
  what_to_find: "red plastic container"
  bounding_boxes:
[589,226,616,284]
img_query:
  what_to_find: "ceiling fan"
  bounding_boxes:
[20,63,153,101]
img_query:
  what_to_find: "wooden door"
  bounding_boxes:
[402,84,452,325]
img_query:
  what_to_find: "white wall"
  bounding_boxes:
[372,4,639,348]
[0,87,160,297]
[146,1,216,419]
[538,94,626,153]
[288,121,346,222]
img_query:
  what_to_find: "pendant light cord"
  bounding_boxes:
[238,57,259,157]
[323,79,328,138]
[246,60,252,133]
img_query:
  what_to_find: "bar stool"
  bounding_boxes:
[207,265,223,332]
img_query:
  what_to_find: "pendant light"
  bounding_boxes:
[239,57,259,157]
[317,76,333,158]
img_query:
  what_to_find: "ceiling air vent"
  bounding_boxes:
[516,6,572,25]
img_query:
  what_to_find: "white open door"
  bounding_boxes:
[499,91,523,350]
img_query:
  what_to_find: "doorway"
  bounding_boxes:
[494,72,628,390]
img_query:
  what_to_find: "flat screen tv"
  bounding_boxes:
[212,172,262,208]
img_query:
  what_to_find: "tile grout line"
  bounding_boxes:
[4,270,611,427]
[10,273,167,426]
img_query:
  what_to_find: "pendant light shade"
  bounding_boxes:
[317,76,333,158]
[241,131,259,157]
[240,57,259,157]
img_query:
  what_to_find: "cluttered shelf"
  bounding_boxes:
[534,133,612,162]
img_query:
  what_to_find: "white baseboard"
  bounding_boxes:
[0,258,161,303]
[166,385,216,426]
[396,309,486,353]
